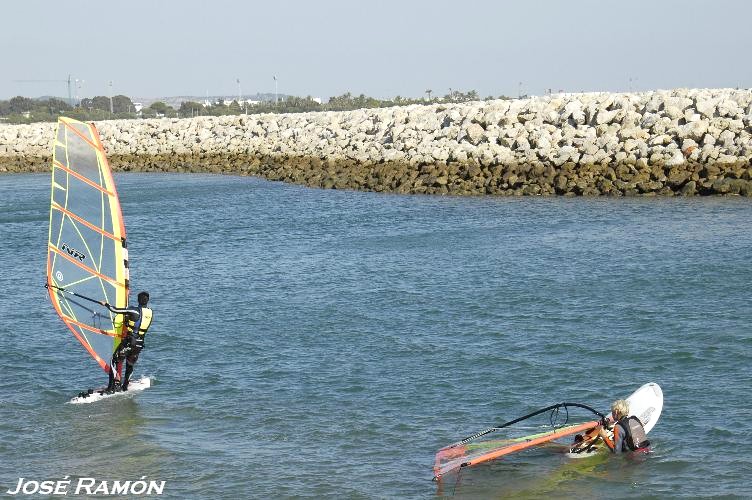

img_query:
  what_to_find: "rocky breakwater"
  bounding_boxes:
[1,88,751,195]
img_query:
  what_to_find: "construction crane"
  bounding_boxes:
[12,75,74,105]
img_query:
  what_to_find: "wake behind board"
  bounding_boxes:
[69,377,151,404]
[567,382,663,457]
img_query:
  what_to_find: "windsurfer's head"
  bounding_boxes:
[137,291,150,306]
[611,399,629,420]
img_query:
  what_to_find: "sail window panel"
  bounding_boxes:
[51,169,71,208]
[55,215,119,281]
[50,177,117,238]
[49,243,91,288]
[66,136,103,185]
[101,197,116,236]
[63,174,113,229]
[49,256,119,329]
[53,145,68,167]
[75,322,117,363]
[56,125,66,146]
[48,209,65,243]
[69,122,95,145]
[86,327,117,360]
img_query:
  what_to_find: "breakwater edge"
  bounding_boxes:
[1,88,751,196]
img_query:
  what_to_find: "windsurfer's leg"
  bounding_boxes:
[107,353,118,391]
[107,346,126,392]
[122,349,140,390]
[122,363,133,390]
[107,367,115,391]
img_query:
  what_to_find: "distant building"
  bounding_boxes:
[312,97,322,104]
[133,102,143,112]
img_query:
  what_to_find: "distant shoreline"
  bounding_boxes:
[2,88,751,196]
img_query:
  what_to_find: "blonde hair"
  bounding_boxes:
[611,399,629,419]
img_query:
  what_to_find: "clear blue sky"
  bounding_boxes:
[3,0,750,101]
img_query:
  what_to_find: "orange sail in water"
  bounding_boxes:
[433,402,607,480]
[434,420,599,479]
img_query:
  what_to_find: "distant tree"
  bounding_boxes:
[80,96,113,112]
[46,98,72,114]
[326,92,355,111]
[146,101,175,117]
[112,95,134,114]
[0,86,491,123]
[8,96,36,113]
[179,101,204,117]
[227,100,242,113]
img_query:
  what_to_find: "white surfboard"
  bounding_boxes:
[68,376,151,404]
[625,382,663,434]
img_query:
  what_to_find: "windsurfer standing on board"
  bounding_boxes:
[103,291,153,393]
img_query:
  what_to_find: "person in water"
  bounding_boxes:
[598,399,650,452]
[104,291,153,392]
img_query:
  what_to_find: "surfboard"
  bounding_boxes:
[625,382,663,433]
[68,376,151,404]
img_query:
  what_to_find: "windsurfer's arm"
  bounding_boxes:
[598,424,616,452]
[104,303,140,321]
[612,424,625,453]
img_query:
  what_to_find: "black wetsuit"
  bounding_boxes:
[106,304,149,391]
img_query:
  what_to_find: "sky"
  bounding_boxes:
[2,0,751,101]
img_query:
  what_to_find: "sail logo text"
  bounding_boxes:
[6,476,165,496]
[61,243,86,262]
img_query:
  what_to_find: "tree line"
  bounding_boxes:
[0,90,510,124]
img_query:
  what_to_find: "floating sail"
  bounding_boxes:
[433,402,606,480]
[47,117,129,371]
[434,420,598,479]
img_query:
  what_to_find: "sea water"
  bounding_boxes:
[1,173,750,498]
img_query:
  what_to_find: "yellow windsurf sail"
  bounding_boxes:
[46,117,129,371]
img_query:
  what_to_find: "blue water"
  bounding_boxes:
[1,173,751,498]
